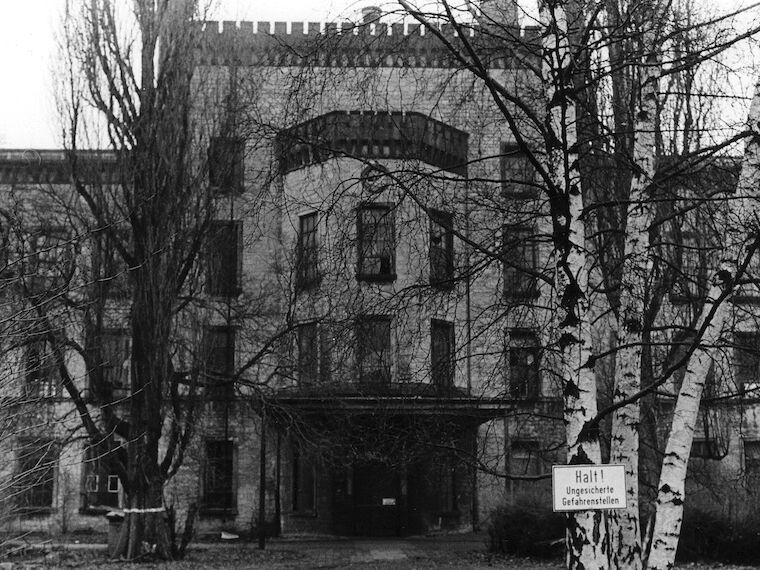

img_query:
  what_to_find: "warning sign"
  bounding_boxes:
[552,464,627,512]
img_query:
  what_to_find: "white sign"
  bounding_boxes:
[552,464,627,512]
[382,498,396,506]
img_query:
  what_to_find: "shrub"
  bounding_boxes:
[486,502,565,558]
[676,509,760,564]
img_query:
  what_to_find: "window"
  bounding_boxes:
[203,440,235,512]
[507,330,540,399]
[430,210,454,288]
[93,330,130,403]
[16,440,57,512]
[357,203,395,282]
[509,440,542,476]
[203,327,235,400]
[735,332,760,397]
[24,338,59,398]
[503,225,537,299]
[672,231,706,302]
[292,446,316,514]
[744,440,760,478]
[297,322,319,385]
[356,316,391,383]
[431,319,455,390]
[82,446,121,511]
[92,228,130,299]
[297,212,319,288]
[26,226,74,294]
[208,137,244,193]
[501,146,536,197]
[207,220,242,297]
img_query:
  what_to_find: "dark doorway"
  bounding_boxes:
[352,462,400,536]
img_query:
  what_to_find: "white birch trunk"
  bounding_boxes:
[646,78,760,570]
[645,278,730,570]
[608,11,662,568]
[540,2,607,568]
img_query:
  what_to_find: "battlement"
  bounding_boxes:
[194,20,540,68]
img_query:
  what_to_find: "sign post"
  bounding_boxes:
[552,464,627,512]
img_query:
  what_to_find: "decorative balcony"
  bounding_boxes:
[277,111,469,176]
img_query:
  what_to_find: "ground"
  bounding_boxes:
[6,534,760,569]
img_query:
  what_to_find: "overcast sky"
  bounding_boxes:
[0,0,756,149]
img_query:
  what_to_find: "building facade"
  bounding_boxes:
[1,6,760,543]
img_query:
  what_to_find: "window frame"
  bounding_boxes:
[431,319,455,390]
[500,144,537,198]
[206,220,243,297]
[356,316,392,384]
[503,224,538,300]
[203,326,236,400]
[296,212,320,289]
[208,137,245,194]
[291,445,317,515]
[735,331,760,398]
[429,209,454,289]
[15,439,58,514]
[202,439,237,514]
[24,337,61,399]
[506,329,541,400]
[81,445,121,513]
[356,203,396,283]
[744,440,760,479]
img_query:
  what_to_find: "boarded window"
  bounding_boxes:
[207,220,242,297]
[507,330,540,399]
[430,210,454,288]
[203,440,235,511]
[208,137,244,193]
[357,316,391,383]
[357,204,395,282]
[431,319,455,389]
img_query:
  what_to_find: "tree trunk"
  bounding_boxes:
[608,7,662,566]
[539,1,607,567]
[645,277,730,569]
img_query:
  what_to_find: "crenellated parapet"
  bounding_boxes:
[194,20,540,69]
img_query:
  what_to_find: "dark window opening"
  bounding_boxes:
[92,228,130,299]
[507,330,540,399]
[292,446,316,514]
[91,330,130,404]
[357,203,395,282]
[207,220,242,297]
[297,212,319,289]
[203,327,235,400]
[208,137,244,193]
[744,441,760,479]
[436,456,458,513]
[26,226,74,294]
[357,316,391,384]
[430,210,454,288]
[671,230,707,303]
[735,332,760,397]
[510,440,542,476]
[503,225,537,299]
[25,338,59,398]
[203,440,235,511]
[431,319,455,390]
[82,446,120,511]
[16,440,57,512]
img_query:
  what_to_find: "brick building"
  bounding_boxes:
[1,4,760,542]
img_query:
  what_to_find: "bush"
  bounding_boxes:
[486,502,565,558]
[677,509,760,564]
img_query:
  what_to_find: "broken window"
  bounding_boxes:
[357,203,395,282]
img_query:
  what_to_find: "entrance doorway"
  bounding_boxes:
[352,462,400,536]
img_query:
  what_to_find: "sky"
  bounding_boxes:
[0,0,757,149]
